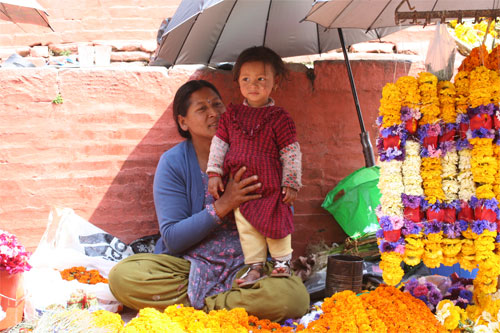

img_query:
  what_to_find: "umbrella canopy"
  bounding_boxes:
[0,0,53,30]
[304,0,500,30]
[151,0,401,66]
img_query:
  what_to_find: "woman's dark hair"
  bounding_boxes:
[232,46,289,82]
[172,80,222,139]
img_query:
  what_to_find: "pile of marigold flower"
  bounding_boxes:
[60,266,108,284]
[32,285,444,332]
[376,44,500,293]
[301,285,445,332]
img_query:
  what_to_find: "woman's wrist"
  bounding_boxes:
[213,202,223,219]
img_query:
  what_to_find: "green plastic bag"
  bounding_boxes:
[321,166,382,239]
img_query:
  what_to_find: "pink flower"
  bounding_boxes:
[0,230,31,274]
[413,285,429,297]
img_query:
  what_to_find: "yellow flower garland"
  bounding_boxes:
[380,252,404,286]
[421,157,446,204]
[404,234,425,266]
[379,83,402,128]
[423,232,444,269]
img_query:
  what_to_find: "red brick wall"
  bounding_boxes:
[0,0,181,46]
[0,59,411,257]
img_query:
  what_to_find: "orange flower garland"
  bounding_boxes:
[60,266,108,284]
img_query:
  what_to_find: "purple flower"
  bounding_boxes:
[400,106,413,121]
[470,196,480,209]
[442,223,461,239]
[439,141,456,154]
[415,294,429,305]
[472,220,487,234]
[457,113,469,124]
[428,288,443,305]
[401,194,422,209]
[379,216,393,231]
[402,220,422,235]
[483,198,500,211]
[379,241,395,253]
[457,220,469,231]
[456,139,472,150]
[486,221,497,232]
[471,127,495,139]
[376,229,384,238]
[424,221,442,234]
[459,289,473,302]
[495,234,500,243]
[404,278,419,292]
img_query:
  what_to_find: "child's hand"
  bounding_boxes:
[208,176,224,199]
[282,187,297,205]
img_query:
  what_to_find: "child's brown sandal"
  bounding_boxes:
[271,259,291,277]
[236,263,266,287]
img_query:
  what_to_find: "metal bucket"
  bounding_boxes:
[325,254,363,297]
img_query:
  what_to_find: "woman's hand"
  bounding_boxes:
[213,166,261,218]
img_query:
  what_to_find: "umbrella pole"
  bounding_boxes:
[337,28,376,168]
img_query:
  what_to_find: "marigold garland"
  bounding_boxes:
[60,266,108,284]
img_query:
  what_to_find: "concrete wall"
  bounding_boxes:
[0,58,414,257]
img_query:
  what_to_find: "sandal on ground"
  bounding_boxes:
[236,263,265,287]
[271,259,291,277]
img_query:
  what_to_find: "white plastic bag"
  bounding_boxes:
[24,207,134,319]
[425,22,457,81]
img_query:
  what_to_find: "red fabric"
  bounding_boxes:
[216,103,297,239]
[458,203,473,222]
[494,113,500,130]
[427,208,444,222]
[404,206,423,222]
[384,229,401,242]
[459,122,469,140]
[439,129,456,143]
[442,208,456,223]
[405,118,417,134]
[383,135,400,150]
[423,135,438,149]
[469,114,492,130]
[474,207,497,222]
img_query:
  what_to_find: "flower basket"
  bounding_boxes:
[0,271,24,330]
[383,229,401,242]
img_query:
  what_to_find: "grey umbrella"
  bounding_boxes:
[151,0,405,167]
[152,0,401,66]
[303,0,500,30]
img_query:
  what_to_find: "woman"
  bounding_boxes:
[108,80,309,322]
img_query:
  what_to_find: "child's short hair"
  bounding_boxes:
[232,46,288,82]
